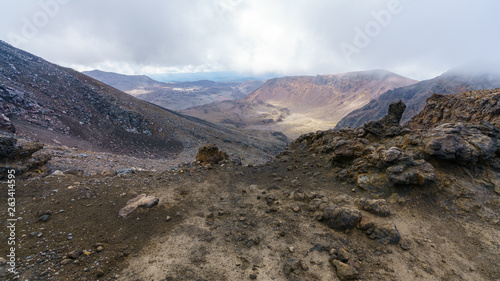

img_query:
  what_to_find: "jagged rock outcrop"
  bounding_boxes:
[362,100,406,137]
[291,89,500,195]
[293,101,435,190]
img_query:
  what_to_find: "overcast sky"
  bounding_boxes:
[1,0,499,80]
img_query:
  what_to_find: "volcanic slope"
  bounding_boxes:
[181,70,417,138]
[0,41,286,163]
[336,65,500,129]
[1,88,498,281]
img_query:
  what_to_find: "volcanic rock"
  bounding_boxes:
[118,194,159,219]
[196,144,229,165]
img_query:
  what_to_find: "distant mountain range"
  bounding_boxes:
[336,65,500,128]
[0,41,286,162]
[83,70,264,110]
[181,70,417,138]
[82,64,500,141]
[148,71,279,82]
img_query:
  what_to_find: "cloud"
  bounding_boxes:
[1,0,499,80]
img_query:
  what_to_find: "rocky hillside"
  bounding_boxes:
[336,67,500,129]
[83,70,162,92]
[1,88,498,280]
[246,70,416,116]
[0,41,286,163]
[181,70,417,138]
[407,88,500,129]
[84,70,264,110]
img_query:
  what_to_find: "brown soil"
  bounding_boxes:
[0,144,498,281]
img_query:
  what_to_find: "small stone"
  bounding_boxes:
[283,258,302,275]
[288,246,295,253]
[118,194,159,218]
[83,251,91,256]
[337,248,349,262]
[67,250,82,259]
[358,216,375,231]
[292,206,300,212]
[166,216,172,221]
[61,258,73,265]
[50,170,65,177]
[332,260,359,280]
[383,147,402,162]
[30,231,42,238]
[357,175,370,184]
[96,268,105,277]
[38,214,51,222]
[249,273,257,279]
[96,246,104,252]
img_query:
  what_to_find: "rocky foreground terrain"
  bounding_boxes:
[1,88,499,280]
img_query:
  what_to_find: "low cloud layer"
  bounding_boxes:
[1,0,499,80]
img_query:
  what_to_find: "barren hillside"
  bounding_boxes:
[0,41,286,164]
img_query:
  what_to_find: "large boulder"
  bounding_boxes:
[196,144,229,165]
[423,123,498,164]
[323,206,362,231]
[368,223,401,244]
[386,159,435,186]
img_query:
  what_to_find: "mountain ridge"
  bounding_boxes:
[84,69,264,110]
[0,41,286,163]
[181,70,417,138]
[336,66,500,129]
